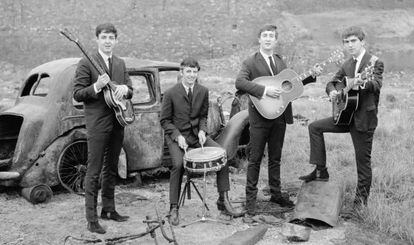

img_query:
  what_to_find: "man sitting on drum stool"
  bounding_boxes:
[160,57,243,226]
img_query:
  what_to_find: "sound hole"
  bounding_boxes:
[281,81,293,92]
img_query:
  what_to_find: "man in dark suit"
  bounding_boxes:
[299,26,384,208]
[235,24,322,216]
[160,57,242,226]
[73,23,133,234]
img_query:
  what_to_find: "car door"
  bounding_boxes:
[123,68,163,171]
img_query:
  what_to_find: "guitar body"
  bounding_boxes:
[103,84,135,127]
[249,69,305,120]
[332,89,359,125]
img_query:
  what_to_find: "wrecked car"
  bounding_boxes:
[0,57,249,202]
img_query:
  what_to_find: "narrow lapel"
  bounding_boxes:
[178,83,189,103]
[256,52,272,76]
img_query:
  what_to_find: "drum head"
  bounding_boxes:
[184,146,226,162]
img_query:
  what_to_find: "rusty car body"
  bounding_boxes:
[0,57,249,200]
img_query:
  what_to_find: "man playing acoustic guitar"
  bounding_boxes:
[299,26,384,209]
[73,23,133,234]
[235,24,322,217]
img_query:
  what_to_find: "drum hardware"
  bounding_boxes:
[180,146,231,228]
[63,201,178,245]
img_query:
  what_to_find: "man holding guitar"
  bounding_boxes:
[73,23,133,234]
[235,24,322,217]
[299,26,384,209]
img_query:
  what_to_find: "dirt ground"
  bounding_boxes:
[0,163,377,245]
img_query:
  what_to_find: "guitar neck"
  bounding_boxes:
[73,41,117,90]
[294,58,334,85]
[73,41,107,76]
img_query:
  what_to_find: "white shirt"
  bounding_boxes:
[353,48,366,77]
[181,82,194,96]
[259,50,276,76]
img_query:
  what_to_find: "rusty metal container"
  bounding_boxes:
[290,180,345,227]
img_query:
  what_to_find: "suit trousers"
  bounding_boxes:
[85,126,124,222]
[308,117,374,203]
[246,117,286,211]
[165,136,230,205]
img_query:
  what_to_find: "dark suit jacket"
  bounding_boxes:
[326,52,384,132]
[160,81,209,146]
[73,52,133,133]
[235,52,316,125]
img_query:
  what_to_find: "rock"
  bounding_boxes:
[219,225,268,245]
[281,222,311,242]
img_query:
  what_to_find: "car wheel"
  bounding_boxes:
[57,140,87,194]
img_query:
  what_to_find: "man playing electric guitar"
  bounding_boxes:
[299,26,384,209]
[73,23,133,234]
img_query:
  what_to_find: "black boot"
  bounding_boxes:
[217,191,245,217]
[169,204,180,226]
[299,166,329,182]
[101,210,129,222]
[87,221,106,234]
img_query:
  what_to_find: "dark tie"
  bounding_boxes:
[268,56,277,75]
[350,58,357,77]
[188,87,193,103]
[108,57,112,76]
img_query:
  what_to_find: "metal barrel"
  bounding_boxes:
[290,180,345,227]
[21,184,53,204]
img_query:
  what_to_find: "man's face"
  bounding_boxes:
[259,30,277,52]
[180,66,198,87]
[343,35,365,57]
[96,31,117,55]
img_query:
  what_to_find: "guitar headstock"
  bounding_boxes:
[327,49,345,66]
[59,28,79,43]
[360,63,375,82]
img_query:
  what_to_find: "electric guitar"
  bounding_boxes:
[249,50,344,120]
[332,61,376,125]
[60,29,135,127]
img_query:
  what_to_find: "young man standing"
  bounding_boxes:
[235,24,322,216]
[160,57,242,226]
[73,23,133,234]
[299,26,384,209]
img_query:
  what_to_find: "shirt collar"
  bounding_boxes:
[260,50,273,61]
[353,48,366,62]
[181,81,194,93]
[98,49,112,61]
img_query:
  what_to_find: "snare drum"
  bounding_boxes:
[183,147,227,173]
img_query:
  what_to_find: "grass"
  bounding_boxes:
[200,67,414,244]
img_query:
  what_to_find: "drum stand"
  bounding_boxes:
[178,170,209,211]
[181,163,229,228]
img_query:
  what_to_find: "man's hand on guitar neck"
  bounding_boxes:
[346,75,364,91]
[311,64,324,78]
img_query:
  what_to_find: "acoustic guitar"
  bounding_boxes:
[332,60,376,125]
[60,29,135,127]
[249,50,344,120]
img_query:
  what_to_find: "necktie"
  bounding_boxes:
[268,56,277,75]
[188,87,193,103]
[350,58,357,78]
[108,57,112,76]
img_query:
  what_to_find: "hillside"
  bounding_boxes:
[0,0,413,71]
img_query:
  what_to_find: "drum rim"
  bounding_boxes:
[183,146,226,162]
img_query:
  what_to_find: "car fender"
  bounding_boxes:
[215,110,249,160]
[19,128,87,188]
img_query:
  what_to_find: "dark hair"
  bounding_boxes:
[341,26,366,41]
[180,57,200,71]
[95,23,118,38]
[258,24,278,38]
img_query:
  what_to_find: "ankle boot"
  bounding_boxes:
[217,191,245,217]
